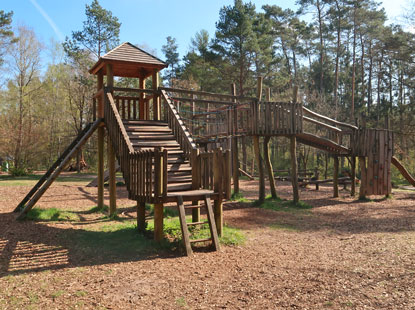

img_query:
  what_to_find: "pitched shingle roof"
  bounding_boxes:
[89,42,167,77]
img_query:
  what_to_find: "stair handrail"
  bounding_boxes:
[160,89,197,159]
[104,89,167,202]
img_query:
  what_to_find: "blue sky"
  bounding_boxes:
[3,0,409,62]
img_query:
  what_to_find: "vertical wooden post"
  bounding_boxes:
[333,132,339,198]
[107,135,117,215]
[290,86,299,204]
[254,77,265,203]
[154,203,164,241]
[264,88,277,199]
[358,156,366,199]
[191,149,200,222]
[139,76,145,120]
[333,155,339,198]
[106,64,116,215]
[231,83,239,194]
[137,201,146,232]
[350,156,356,196]
[152,71,160,120]
[315,167,320,190]
[97,70,105,209]
[213,148,223,236]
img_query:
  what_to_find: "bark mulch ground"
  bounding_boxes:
[1,177,415,309]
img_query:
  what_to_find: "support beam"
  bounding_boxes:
[290,86,299,204]
[264,136,277,199]
[253,136,265,203]
[139,76,145,120]
[254,77,265,203]
[137,202,146,232]
[154,203,164,241]
[191,149,200,223]
[97,70,104,209]
[107,134,117,215]
[263,88,277,199]
[213,149,223,236]
[350,156,356,196]
[358,156,366,199]
[152,71,160,120]
[333,155,339,198]
[231,83,239,194]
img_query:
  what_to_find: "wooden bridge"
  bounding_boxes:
[16,42,402,256]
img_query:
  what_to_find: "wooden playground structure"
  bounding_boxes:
[15,42,415,256]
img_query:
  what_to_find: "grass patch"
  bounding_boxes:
[255,196,313,213]
[71,220,175,257]
[270,223,300,232]
[86,205,109,214]
[26,208,80,222]
[147,204,179,218]
[151,217,246,246]
[230,192,251,203]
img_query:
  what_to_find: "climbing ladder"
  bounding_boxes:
[15,119,101,219]
[176,195,220,256]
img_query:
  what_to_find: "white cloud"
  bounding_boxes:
[29,0,64,41]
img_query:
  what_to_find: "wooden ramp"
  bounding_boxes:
[176,194,220,256]
[391,156,415,187]
[296,132,350,155]
[15,120,101,219]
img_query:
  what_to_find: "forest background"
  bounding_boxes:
[1,0,415,185]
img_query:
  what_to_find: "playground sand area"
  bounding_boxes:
[1,176,415,309]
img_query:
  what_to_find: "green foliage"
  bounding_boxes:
[26,208,80,222]
[86,205,109,214]
[147,204,179,218]
[230,192,251,203]
[0,10,15,65]
[161,36,180,85]
[8,166,30,177]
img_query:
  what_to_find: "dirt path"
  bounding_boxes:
[1,180,415,309]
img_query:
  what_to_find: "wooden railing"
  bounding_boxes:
[103,89,168,202]
[191,148,231,200]
[160,89,197,159]
[250,101,303,135]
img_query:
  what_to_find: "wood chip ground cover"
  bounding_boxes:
[1,176,415,309]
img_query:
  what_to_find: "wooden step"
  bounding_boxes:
[187,221,208,226]
[190,238,212,243]
[167,183,193,192]
[132,141,180,147]
[128,135,176,140]
[123,120,168,126]
[125,127,172,133]
[168,175,193,183]
[184,205,202,209]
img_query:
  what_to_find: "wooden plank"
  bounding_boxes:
[204,196,220,251]
[153,203,164,242]
[177,196,193,256]
[17,120,101,219]
[107,134,117,215]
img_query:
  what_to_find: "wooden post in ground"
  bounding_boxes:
[154,203,164,241]
[213,148,223,236]
[350,156,356,196]
[231,83,239,194]
[137,202,146,232]
[106,64,117,215]
[333,155,339,197]
[152,71,160,120]
[358,156,366,199]
[333,132,339,198]
[264,88,277,199]
[290,86,299,204]
[254,77,265,202]
[191,149,200,222]
[107,135,117,215]
[97,70,105,209]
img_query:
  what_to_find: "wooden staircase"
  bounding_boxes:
[124,119,194,194]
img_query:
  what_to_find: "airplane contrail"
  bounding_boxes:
[29,0,65,41]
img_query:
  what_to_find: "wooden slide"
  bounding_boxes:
[391,156,415,187]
